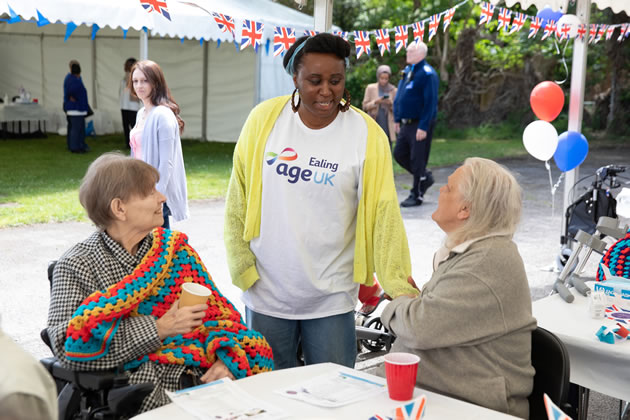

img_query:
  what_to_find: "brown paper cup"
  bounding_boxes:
[179,282,211,307]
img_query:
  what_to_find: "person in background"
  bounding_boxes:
[120,57,141,149]
[381,158,536,419]
[129,60,189,228]
[224,33,417,370]
[362,65,397,147]
[393,41,439,207]
[0,320,58,420]
[63,59,79,150]
[64,61,90,153]
[47,153,273,414]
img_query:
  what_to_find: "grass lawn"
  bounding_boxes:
[0,132,528,228]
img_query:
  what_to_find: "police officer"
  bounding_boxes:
[393,41,439,207]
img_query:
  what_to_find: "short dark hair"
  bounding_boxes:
[124,57,137,73]
[283,33,350,75]
[71,63,81,75]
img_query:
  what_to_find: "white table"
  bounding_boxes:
[0,103,49,136]
[532,284,630,402]
[131,363,519,420]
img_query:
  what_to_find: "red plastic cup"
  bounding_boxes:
[384,352,420,401]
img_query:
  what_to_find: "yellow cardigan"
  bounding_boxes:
[224,95,417,299]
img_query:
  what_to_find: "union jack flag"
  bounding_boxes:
[374,29,390,56]
[394,395,427,420]
[304,30,319,37]
[139,0,170,21]
[588,24,598,43]
[394,25,408,53]
[354,30,371,58]
[478,2,495,26]
[605,25,615,40]
[427,14,440,42]
[333,30,349,41]
[618,24,629,42]
[541,20,556,41]
[240,19,263,52]
[543,394,571,420]
[212,12,235,38]
[556,23,571,40]
[496,8,512,32]
[442,8,456,32]
[528,16,543,38]
[412,21,424,43]
[273,26,295,57]
[577,23,587,40]
[509,12,527,35]
[595,24,606,43]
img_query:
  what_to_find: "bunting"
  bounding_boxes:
[529,16,543,39]
[541,20,556,41]
[412,21,425,43]
[509,12,527,34]
[605,25,615,40]
[589,24,598,43]
[394,25,409,53]
[427,14,441,42]
[577,24,587,40]
[479,2,495,26]
[595,24,607,43]
[139,0,171,21]
[497,8,512,32]
[618,24,629,42]
[333,30,349,41]
[240,19,263,52]
[374,29,391,56]
[354,30,371,58]
[212,12,235,38]
[442,8,456,32]
[304,30,319,37]
[273,26,295,57]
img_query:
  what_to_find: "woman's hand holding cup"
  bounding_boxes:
[156,283,212,340]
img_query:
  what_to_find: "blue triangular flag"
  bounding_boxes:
[91,24,99,40]
[8,5,21,23]
[199,37,204,46]
[122,29,128,39]
[265,38,270,56]
[235,41,239,51]
[217,39,221,48]
[64,22,78,42]
[180,37,185,44]
[36,10,50,27]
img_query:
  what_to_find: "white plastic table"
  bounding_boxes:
[131,362,520,420]
[532,284,630,402]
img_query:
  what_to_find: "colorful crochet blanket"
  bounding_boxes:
[65,228,274,378]
[597,228,630,281]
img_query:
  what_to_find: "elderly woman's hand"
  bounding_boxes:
[200,359,235,383]
[156,300,207,340]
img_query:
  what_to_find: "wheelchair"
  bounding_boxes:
[40,261,154,420]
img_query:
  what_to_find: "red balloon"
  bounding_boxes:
[530,81,565,122]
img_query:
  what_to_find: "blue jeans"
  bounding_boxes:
[246,308,356,370]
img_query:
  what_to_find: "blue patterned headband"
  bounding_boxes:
[284,36,350,76]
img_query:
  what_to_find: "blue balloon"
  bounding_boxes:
[536,6,564,29]
[554,131,589,172]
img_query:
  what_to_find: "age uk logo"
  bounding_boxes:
[265,147,336,186]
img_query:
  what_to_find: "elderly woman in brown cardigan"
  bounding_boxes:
[362,65,397,146]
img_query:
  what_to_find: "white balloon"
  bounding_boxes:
[523,120,559,161]
[556,14,582,39]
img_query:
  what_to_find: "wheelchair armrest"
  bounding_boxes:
[47,358,128,391]
[108,383,155,417]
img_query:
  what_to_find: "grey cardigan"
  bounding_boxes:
[381,235,536,419]
[138,105,189,222]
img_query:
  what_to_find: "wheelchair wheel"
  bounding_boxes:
[360,317,388,353]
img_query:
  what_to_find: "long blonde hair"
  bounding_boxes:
[447,157,522,247]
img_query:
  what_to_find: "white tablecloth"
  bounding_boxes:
[131,363,519,420]
[0,103,49,123]
[532,283,630,402]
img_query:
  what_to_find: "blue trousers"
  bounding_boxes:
[67,115,87,153]
[162,202,171,229]
[246,308,357,370]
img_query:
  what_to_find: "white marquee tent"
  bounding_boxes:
[0,0,328,141]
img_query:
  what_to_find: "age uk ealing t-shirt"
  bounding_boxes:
[243,102,368,319]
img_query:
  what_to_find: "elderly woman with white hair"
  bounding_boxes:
[362,64,397,146]
[381,158,536,419]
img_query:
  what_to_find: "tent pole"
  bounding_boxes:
[140,30,148,60]
[201,41,209,141]
[91,38,97,109]
[561,0,591,247]
[40,33,45,108]
[313,0,333,32]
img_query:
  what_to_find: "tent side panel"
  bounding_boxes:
[205,42,256,143]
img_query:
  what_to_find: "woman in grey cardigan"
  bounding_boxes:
[382,157,536,419]
[129,60,189,228]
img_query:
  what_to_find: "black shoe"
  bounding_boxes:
[420,172,434,196]
[401,194,423,207]
[83,145,91,152]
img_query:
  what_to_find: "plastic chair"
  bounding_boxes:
[40,261,154,420]
[529,327,573,420]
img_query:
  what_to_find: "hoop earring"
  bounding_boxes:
[339,89,351,112]
[291,88,301,113]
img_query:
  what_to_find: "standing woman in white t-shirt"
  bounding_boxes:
[224,33,418,370]
[129,60,189,228]
[120,57,141,149]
